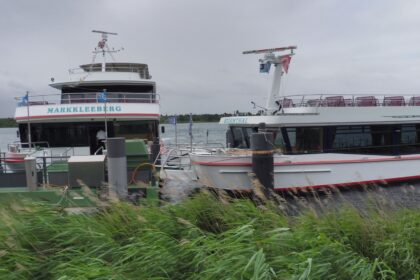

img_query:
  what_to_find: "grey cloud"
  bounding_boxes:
[1,0,420,117]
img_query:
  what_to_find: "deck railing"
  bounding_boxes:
[68,65,151,79]
[276,94,420,108]
[16,92,160,107]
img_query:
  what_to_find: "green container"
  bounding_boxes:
[125,139,150,169]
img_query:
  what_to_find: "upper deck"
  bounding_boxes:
[221,94,420,127]
[50,62,155,90]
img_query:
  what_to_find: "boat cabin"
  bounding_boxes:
[15,61,160,155]
[223,94,420,156]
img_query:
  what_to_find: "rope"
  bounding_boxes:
[129,162,158,185]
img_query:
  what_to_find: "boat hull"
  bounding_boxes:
[191,153,420,191]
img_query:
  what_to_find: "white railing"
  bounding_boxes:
[16,92,160,107]
[68,65,150,79]
[276,94,420,108]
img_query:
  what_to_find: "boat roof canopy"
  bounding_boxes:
[80,62,150,79]
[49,80,155,90]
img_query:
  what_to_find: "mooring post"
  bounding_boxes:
[250,123,274,193]
[150,138,160,165]
[107,137,128,199]
[24,156,37,191]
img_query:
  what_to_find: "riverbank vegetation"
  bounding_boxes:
[0,189,418,279]
[161,113,252,123]
[0,118,16,128]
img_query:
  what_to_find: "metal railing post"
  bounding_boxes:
[42,156,48,187]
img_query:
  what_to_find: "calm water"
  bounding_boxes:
[0,123,228,151]
[0,127,20,152]
[160,122,227,147]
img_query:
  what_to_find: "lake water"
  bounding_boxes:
[0,123,228,152]
[0,127,20,152]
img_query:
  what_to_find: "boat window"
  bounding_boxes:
[114,120,158,140]
[327,125,401,155]
[231,127,247,148]
[400,124,420,154]
[273,128,286,151]
[20,123,90,147]
[331,126,372,153]
[286,127,322,153]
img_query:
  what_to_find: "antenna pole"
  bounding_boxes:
[266,65,283,113]
[26,91,32,152]
[91,30,121,72]
[243,46,296,115]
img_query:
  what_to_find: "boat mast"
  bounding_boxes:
[91,30,123,72]
[243,46,297,115]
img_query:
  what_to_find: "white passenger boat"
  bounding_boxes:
[190,46,420,191]
[13,30,160,157]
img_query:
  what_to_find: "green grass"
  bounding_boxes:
[0,190,418,279]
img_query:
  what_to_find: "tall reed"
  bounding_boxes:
[0,188,418,279]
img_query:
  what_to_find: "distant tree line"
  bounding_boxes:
[0,118,17,128]
[160,113,252,123]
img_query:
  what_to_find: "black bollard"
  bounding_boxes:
[107,137,128,199]
[250,131,274,191]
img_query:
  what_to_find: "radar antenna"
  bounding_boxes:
[91,30,124,72]
[243,46,297,115]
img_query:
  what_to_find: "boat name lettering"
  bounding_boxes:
[47,105,122,114]
[223,117,248,124]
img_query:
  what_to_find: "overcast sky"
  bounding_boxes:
[1,0,420,117]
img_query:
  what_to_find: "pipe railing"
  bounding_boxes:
[16,92,160,107]
[277,93,420,108]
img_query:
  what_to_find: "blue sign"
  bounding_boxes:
[18,93,28,106]
[98,90,107,103]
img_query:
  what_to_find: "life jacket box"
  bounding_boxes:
[68,155,106,188]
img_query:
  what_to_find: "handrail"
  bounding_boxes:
[16,92,160,107]
[68,65,151,78]
[7,141,50,151]
[276,94,420,108]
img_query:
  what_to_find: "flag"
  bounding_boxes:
[188,113,193,137]
[168,116,177,125]
[281,55,292,74]
[98,90,107,103]
[18,93,29,106]
[259,62,271,73]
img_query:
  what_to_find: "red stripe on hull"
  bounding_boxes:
[4,158,25,163]
[192,155,420,167]
[275,174,420,191]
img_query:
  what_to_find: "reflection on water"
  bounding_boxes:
[159,122,227,147]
